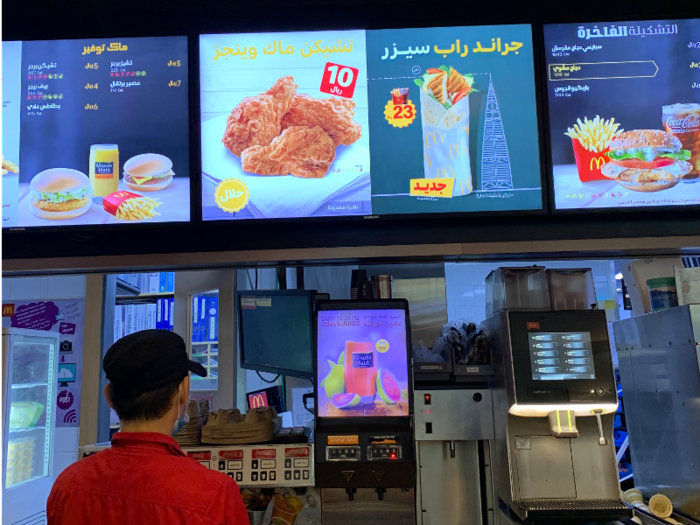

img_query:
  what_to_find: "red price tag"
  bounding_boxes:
[320,62,358,99]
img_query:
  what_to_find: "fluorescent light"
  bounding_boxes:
[615,273,623,280]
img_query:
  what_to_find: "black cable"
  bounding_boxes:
[256,370,280,384]
[255,268,258,290]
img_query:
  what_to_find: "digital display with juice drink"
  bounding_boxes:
[1,37,190,228]
[316,307,409,418]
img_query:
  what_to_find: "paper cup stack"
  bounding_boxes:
[174,399,210,447]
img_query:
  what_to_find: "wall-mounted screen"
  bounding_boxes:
[1,37,190,228]
[201,25,543,220]
[528,331,595,380]
[545,19,700,210]
[316,308,408,417]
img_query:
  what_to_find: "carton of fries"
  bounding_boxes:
[565,116,623,182]
[103,190,161,221]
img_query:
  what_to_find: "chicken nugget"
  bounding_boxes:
[281,94,362,147]
[241,125,336,179]
[222,76,297,157]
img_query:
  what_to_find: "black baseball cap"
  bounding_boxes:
[103,329,207,397]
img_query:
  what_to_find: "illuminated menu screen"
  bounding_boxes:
[200,25,543,221]
[544,19,700,210]
[1,37,190,228]
[316,309,408,417]
[528,332,595,380]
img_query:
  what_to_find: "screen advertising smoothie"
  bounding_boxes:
[1,37,190,228]
[316,308,408,418]
[545,19,700,210]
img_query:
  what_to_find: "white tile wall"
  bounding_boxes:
[445,260,617,323]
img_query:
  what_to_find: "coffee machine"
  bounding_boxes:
[484,267,631,523]
[314,299,415,525]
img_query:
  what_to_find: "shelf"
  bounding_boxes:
[116,279,141,297]
[116,292,174,304]
[11,382,49,389]
[192,341,217,345]
[192,353,218,357]
[619,473,634,482]
[9,426,46,433]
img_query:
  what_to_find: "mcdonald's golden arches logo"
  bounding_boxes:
[2,304,15,317]
[590,156,607,170]
[249,393,268,409]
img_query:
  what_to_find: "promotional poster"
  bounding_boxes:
[1,37,190,228]
[2,300,85,428]
[316,308,408,418]
[200,31,370,220]
[366,24,543,214]
[545,19,700,209]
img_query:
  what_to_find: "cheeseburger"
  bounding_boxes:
[602,129,692,192]
[30,168,91,220]
[123,153,174,192]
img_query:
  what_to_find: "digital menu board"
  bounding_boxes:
[367,24,542,215]
[545,19,700,210]
[200,25,543,221]
[316,308,408,417]
[1,37,190,228]
[200,31,370,220]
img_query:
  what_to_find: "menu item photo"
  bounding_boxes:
[1,37,190,228]
[545,19,700,209]
[366,24,543,215]
[200,30,371,221]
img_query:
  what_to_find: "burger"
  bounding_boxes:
[30,168,91,220]
[602,129,692,192]
[123,153,174,192]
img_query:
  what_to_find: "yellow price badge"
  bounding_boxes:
[376,339,390,353]
[215,179,249,213]
[384,100,417,128]
[409,178,454,198]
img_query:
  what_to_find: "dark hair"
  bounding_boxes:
[109,379,181,422]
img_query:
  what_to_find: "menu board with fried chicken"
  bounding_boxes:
[1,37,190,228]
[366,24,543,215]
[200,31,370,220]
[200,25,543,221]
[545,18,700,209]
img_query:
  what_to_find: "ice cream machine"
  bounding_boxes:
[313,299,415,525]
[484,267,632,523]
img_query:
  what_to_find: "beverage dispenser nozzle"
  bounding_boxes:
[376,488,386,501]
[449,441,456,458]
[592,409,607,446]
[346,488,357,501]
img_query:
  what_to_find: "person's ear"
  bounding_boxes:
[104,383,116,410]
[181,376,190,406]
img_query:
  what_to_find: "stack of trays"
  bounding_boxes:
[174,399,210,447]
[202,407,281,445]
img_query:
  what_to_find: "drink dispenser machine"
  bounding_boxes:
[314,300,415,525]
[484,267,632,523]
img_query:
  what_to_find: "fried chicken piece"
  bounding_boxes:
[222,76,297,157]
[281,94,362,147]
[241,126,336,179]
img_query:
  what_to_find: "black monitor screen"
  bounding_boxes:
[528,331,595,380]
[238,291,314,378]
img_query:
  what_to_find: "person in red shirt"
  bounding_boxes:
[48,329,249,525]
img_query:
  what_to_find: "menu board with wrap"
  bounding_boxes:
[200,25,543,221]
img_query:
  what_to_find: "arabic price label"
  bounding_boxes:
[384,100,417,128]
[376,339,390,353]
[320,62,358,99]
[215,179,249,213]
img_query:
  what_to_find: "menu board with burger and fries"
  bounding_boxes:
[1,37,190,228]
[545,18,700,210]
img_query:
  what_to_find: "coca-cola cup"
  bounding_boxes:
[663,103,700,180]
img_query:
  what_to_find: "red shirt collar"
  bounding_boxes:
[111,432,186,457]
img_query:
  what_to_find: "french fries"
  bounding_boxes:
[565,116,623,152]
[114,196,161,221]
[2,155,19,175]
